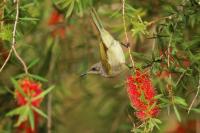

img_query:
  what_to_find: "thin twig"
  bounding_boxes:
[0,0,29,74]
[188,74,200,114]
[0,49,13,72]
[175,70,186,87]
[167,34,173,98]
[12,0,28,74]
[167,22,177,101]
[0,44,20,56]
[147,14,176,27]
[166,22,178,116]
[122,0,135,70]
[12,44,29,74]
[166,32,173,115]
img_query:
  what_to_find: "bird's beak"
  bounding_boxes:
[80,73,87,77]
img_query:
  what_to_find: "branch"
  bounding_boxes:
[0,0,29,74]
[188,73,200,114]
[166,22,177,101]
[147,14,176,27]
[122,0,135,71]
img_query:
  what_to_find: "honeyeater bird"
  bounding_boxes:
[82,8,128,78]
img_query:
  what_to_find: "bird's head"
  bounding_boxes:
[87,63,102,74]
[80,62,103,77]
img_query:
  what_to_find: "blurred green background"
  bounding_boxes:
[0,0,200,133]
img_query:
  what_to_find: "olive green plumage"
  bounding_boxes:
[86,8,127,77]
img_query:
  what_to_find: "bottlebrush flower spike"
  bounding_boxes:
[48,10,65,39]
[127,70,160,121]
[15,79,43,107]
[15,79,43,133]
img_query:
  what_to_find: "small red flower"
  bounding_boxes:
[127,70,160,121]
[15,79,43,107]
[15,79,42,133]
[48,10,66,39]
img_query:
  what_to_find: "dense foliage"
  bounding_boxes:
[0,0,200,132]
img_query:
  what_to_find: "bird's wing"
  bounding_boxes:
[91,8,104,33]
[91,8,114,48]
[99,41,111,75]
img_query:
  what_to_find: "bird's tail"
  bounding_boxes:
[91,8,104,32]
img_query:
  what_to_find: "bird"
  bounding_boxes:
[81,8,128,78]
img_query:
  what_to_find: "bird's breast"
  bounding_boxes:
[107,41,125,67]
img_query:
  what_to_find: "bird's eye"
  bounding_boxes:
[92,67,97,71]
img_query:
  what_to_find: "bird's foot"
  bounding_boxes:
[121,42,130,48]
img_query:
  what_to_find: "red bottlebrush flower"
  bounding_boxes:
[127,70,160,121]
[15,79,43,107]
[48,10,66,39]
[15,79,42,133]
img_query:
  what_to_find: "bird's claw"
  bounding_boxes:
[121,42,130,48]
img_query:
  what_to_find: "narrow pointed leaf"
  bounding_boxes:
[173,105,181,122]
[14,106,30,127]
[28,74,48,82]
[11,78,27,98]
[29,109,35,130]
[28,58,40,69]
[32,86,55,101]
[32,106,47,118]
[6,105,27,116]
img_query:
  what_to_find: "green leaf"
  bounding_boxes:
[28,74,48,82]
[20,3,35,9]
[28,58,40,69]
[66,1,75,18]
[14,73,26,79]
[76,0,83,16]
[150,118,160,130]
[173,105,181,122]
[19,17,39,21]
[154,94,163,99]
[148,101,157,112]
[153,118,162,124]
[15,106,30,127]
[190,108,200,113]
[32,86,55,101]
[28,109,35,130]
[159,98,170,103]
[6,105,27,116]
[11,78,27,98]
[32,106,47,118]
[174,96,188,107]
